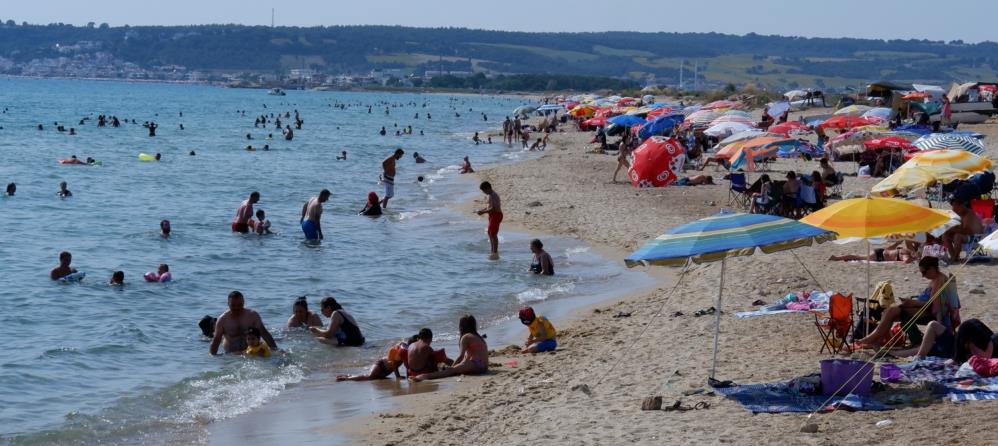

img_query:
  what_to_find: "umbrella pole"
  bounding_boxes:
[865,239,871,335]
[710,257,726,380]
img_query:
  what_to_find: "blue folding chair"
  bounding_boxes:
[727,172,750,209]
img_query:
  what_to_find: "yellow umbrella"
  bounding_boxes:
[801,197,951,239]
[802,197,952,329]
[871,166,971,196]
[904,149,993,173]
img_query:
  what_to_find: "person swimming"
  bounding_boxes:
[109,271,125,286]
[57,181,72,198]
[337,151,347,160]
[5,182,15,196]
[413,152,427,163]
[160,219,171,237]
[50,251,78,280]
[360,191,383,216]
[287,296,323,328]
[144,264,172,283]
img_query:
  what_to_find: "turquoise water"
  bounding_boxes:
[0,79,647,445]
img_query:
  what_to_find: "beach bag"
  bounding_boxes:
[870,281,895,310]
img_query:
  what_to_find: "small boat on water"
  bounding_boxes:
[268,88,286,96]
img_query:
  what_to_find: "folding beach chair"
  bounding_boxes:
[727,172,750,209]
[814,293,854,355]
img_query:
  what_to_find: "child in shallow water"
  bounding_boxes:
[144,264,172,283]
[254,209,272,235]
[244,327,271,358]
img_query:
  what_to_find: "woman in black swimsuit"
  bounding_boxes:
[310,296,365,346]
[528,239,554,275]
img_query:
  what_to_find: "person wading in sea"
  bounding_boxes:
[300,189,331,241]
[380,148,404,209]
[209,291,277,355]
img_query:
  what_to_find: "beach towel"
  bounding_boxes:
[946,361,998,402]
[715,381,889,413]
[896,357,962,383]
[735,290,830,318]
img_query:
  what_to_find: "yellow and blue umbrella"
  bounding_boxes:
[625,211,835,381]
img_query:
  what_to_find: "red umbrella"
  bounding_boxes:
[582,117,607,127]
[702,100,743,110]
[646,107,674,119]
[767,121,810,136]
[864,137,918,152]
[818,115,879,130]
[628,136,686,188]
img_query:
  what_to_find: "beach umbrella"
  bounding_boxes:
[913,134,986,155]
[682,104,703,115]
[980,229,998,257]
[512,105,537,116]
[581,117,607,128]
[834,104,873,116]
[569,105,595,117]
[625,211,835,380]
[871,166,971,196]
[801,197,951,331]
[903,149,993,173]
[767,121,810,137]
[766,101,791,119]
[819,115,879,130]
[627,136,686,188]
[638,114,685,140]
[784,90,808,100]
[607,114,646,128]
[685,110,722,127]
[709,115,755,127]
[537,104,564,112]
[863,137,918,152]
[722,109,753,118]
[732,138,811,170]
[703,100,744,110]
[646,107,676,119]
[862,107,894,120]
[704,122,753,138]
[718,129,766,147]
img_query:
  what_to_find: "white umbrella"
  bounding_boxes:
[705,122,753,138]
[766,101,790,119]
[718,129,766,147]
[980,229,998,256]
[784,90,808,100]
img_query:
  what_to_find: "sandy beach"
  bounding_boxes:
[343,111,998,445]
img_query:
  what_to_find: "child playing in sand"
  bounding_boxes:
[519,306,557,353]
[254,209,272,235]
[336,336,416,382]
[244,327,271,358]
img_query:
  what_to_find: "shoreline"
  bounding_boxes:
[343,118,998,445]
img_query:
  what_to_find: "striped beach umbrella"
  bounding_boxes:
[834,104,873,116]
[625,211,835,380]
[903,149,993,173]
[871,166,971,196]
[685,110,721,127]
[913,134,986,155]
[709,115,755,127]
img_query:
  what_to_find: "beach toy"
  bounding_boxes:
[138,153,157,161]
[505,359,519,367]
[59,159,85,165]
[144,272,172,283]
[59,272,86,283]
[820,359,873,396]
[879,364,901,383]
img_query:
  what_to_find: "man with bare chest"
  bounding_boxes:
[210,291,277,354]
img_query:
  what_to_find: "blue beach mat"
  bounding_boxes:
[714,381,889,413]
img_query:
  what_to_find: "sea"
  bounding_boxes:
[0,78,651,445]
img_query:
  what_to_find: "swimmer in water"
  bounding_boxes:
[50,251,77,280]
[380,148,404,209]
[244,327,271,358]
[6,182,15,196]
[413,152,427,163]
[245,145,255,151]
[210,291,278,355]
[57,181,72,198]
[232,192,259,233]
[287,296,323,329]
[254,209,272,235]
[300,189,330,241]
[144,264,172,283]
[262,144,269,151]
[246,133,253,140]
[337,151,347,160]
[160,219,171,237]
[109,271,125,286]
[154,153,161,161]
[189,150,196,156]
[360,191,382,216]
[460,156,474,174]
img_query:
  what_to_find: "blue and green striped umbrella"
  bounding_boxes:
[625,211,835,267]
[624,211,835,381]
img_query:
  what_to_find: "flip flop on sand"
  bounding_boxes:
[693,307,716,317]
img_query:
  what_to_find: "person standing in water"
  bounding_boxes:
[300,189,331,241]
[476,181,502,259]
[50,251,77,280]
[309,297,365,347]
[380,148,404,209]
[232,192,259,233]
[210,291,277,355]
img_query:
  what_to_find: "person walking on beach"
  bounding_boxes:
[209,291,277,355]
[300,189,330,241]
[476,181,502,259]
[381,148,404,209]
[50,251,77,280]
[232,192,259,233]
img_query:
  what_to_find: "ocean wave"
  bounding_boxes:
[172,360,305,424]
[515,282,576,304]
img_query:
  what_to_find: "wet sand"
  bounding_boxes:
[342,112,998,445]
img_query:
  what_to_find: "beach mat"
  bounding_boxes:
[715,382,889,413]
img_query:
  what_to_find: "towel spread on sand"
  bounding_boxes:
[896,357,998,402]
[735,291,831,318]
[715,381,888,413]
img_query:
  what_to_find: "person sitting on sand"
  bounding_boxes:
[109,271,125,286]
[855,257,960,350]
[519,306,557,353]
[675,175,714,186]
[287,296,323,329]
[413,152,427,163]
[144,264,172,283]
[405,328,453,378]
[460,156,474,174]
[57,181,72,198]
[529,239,554,275]
[160,219,171,238]
[412,315,488,381]
[254,209,272,235]
[819,158,838,186]
[360,192,383,216]
[244,327,271,358]
[337,335,417,382]
[50,251,77,280]
[309,297,365,347]
[210,291,278,355]
[829,241,919,263]
[942,198,984,262]
[953,319,998,363]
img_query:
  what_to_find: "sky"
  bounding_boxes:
[4,0,997,43]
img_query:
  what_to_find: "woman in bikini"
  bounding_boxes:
[412,315,488,382]
[829,241,919,263]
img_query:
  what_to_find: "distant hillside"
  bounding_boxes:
[0,22,996,90]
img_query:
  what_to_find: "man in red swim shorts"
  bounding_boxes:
[232,191,259,233]
[476,181,502,259]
